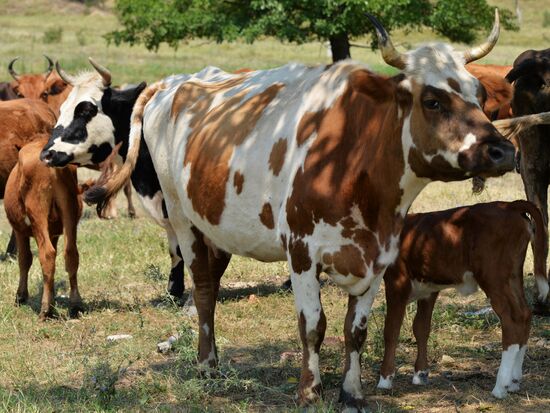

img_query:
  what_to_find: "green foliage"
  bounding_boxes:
[107,0,517,54]
[42,26,63,44]
[429,0,518,43]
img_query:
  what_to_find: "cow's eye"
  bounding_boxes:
[423,99,440,110]
[41,92,48,100]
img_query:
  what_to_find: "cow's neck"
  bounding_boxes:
[102,91,136,161]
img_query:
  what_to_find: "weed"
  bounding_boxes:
[42,27,62,44]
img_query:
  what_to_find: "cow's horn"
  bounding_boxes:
[8,57,21,81]
[55,61,75,85]
[366,13,406,70]
[43,55,54,78]
[88,57,111,87]
[463,9,500,64]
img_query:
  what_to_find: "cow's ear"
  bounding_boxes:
[49,79,69,96]
[349,70,395,102]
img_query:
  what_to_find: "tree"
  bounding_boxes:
[107,0,518,63]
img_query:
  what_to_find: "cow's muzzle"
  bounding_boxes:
[459,139,516,177]
[40,149,74,168]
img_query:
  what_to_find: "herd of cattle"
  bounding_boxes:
[2,9,550,409]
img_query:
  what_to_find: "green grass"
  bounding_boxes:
[1,0,550,412]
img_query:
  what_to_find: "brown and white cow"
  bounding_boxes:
[41,11,515,409]
[378,200,546,399]
[5,138,83,320]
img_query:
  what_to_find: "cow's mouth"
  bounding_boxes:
[40,149,74,168]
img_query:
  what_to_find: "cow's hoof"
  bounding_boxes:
[297,384,322,407]
[69,303,85,318]
[15,293,28,305]
[38,309,56,321]
[377,374,394,389]
[533,301,550,317]
[508,379,520,393]
[491,386,508,399]
[339,389,369,412]
[412,370,429,385]
[128,211,136,219]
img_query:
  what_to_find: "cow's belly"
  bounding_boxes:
[408,271,479,302]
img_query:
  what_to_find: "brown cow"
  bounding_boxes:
[467,63,514,120]
[5,138,83,320]
[378,201,546,399]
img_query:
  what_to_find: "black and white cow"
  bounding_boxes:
[40,59,186,299]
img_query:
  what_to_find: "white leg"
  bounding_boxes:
[492,344,520,398]
[508,345,527,392]
[291,267,326,404]
[377,374,394,389]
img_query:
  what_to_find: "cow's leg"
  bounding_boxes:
[520,164,550,311]
[486,279,531,398]
[340,275,384,411]
[34,228,57,320]
[412,292,438,385]
[124,181,136,218]
[166,224,185,300]
[101,197,118,219]
[3,231,17,260]
[63,221,82,318]
[378,285,409,389]
[291,264,326,405]
[15,233,32,305]
[178,224,230,369]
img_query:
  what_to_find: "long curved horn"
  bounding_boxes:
[8,57,21,81]
[463,9,500,64]
[43,55,54,78]
[55,61,76,85]
[366,13,406,70]
[88,57,111,87]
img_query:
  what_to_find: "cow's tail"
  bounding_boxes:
[84,81,164,208]
[511,200,549,302]
[493,111,550,140]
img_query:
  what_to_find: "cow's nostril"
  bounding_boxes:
[40,150,53,163]
[488,146,504,163]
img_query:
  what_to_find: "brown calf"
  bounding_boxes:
[5,138,83,320]
[378,201,547,399]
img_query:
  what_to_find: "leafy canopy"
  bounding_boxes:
[107,0,518,52]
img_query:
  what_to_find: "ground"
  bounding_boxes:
[0,0,549,412]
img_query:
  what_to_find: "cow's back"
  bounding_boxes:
[143,62,363,260]
[397,202,531,284]
[0,99,56,196]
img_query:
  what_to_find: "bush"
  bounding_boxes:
[42,27,63,44]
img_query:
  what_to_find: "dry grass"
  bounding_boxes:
[0,0,550,412]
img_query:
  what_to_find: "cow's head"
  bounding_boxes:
[506,48,550,116]
[367,10,515,181]
[40,58,146,167]
[8,55,71,114]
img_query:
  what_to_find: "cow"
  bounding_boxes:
[44,61,185,297]
[5,137,83,320]
[377,200,547,399]
[506,48,550,313]
[40,11,515,409]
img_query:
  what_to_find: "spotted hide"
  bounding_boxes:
[378,201,547,399]
[42,13,515,410]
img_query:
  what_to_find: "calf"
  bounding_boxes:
[378,200,547,399]
[5,138,83,320]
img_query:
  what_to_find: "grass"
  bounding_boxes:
[0,0,550,412]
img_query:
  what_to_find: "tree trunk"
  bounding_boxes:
[515,0,522,25]
[329,34,351,62]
